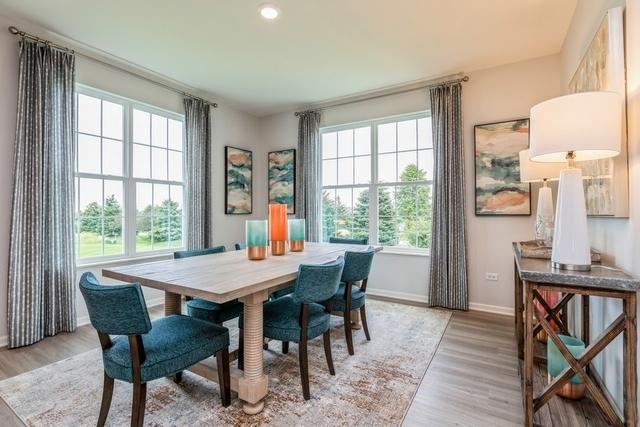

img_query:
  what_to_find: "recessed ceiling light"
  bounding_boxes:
[259,4,280,20]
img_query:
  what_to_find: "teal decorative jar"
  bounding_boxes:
[547,334,585,399]
[246,220,268,260]
[288,219,305,252]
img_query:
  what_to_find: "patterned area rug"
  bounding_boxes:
[0,300,450,426]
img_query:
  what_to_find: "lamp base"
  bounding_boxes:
[551,167,591,271]
[535,185,554,245]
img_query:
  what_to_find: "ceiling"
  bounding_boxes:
[0,0,577,116]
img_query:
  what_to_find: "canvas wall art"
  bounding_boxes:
[225,146,252,214]
[268,149,296,214]
[474,119,531,216]
[568,6,628,217]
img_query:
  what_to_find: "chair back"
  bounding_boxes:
[329,237,368,245]
[292,256,345,304]
[174,245,226,259]
[79,272,151,336]
[234,243,246,250]
[341,246,375,283]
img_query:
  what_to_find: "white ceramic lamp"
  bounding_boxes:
[529,91,621,271]
[518,149,564,244]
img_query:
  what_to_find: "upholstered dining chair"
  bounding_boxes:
[329,247,375,355]
[328,236,369,245]
[234,242,246,250]
[79,272,231,427]
[239,257,345,400]
[174,246,244,325]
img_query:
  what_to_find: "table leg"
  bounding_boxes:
[165,291,182,315]
[515,260,524,360]
[582,295,590,375]
[238,291,269,415]
[623,293,637,426]
[524,281,534,427]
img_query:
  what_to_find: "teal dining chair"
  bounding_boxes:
[174,246,244,325]
[234,242,246,250]
[79,272,231,427]
[239,257,345,400]
[329,236,369,245]
[329,247,375,355]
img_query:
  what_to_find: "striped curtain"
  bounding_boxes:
[295,111,322,242]
[427,82,469,311]
[183,98,211,250]
[8,39,77,348]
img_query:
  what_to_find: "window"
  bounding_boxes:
[321,113,433,250]
[75,86,185,262]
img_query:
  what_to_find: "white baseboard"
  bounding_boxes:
[469,302,514,316]
[0,297,166,349]
[367,288,428,304]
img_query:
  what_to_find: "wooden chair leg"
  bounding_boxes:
[282,341,289,354]
[299,336,310,400]
[131,382,147,427]
[323,330,335,375]
[98,372,114,427]
[173,371,183,384]
[360,305,371,341]
[238,328,244,370]
[216,348,231,407]
[343,309,354,355]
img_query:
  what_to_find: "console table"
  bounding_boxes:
[513,243,639,426]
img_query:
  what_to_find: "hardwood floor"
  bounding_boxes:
[0,307,521,426]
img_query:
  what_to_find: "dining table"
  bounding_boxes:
[102,242,381,414]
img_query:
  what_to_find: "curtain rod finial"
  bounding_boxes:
[462,76,469,82]
[8,26,20,35]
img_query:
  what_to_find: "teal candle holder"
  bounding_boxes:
[288,219,305,252]
[246,220,268,260]
[547,334,586,399]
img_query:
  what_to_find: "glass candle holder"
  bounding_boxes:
[245,220,268,260]
[288,218,305,252]
[547,334,585,399]
[269,204,287,256]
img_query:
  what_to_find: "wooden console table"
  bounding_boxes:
[513,243,639,426]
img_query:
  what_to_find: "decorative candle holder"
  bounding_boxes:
[246,220,268,260]
[269,204,287,256]
[547,334,586,400]
[288,218,305,252]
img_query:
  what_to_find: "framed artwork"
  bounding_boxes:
[268,149,296,214]
[225,146,252,214]
[474,119,531,216]
[569,6,628,217]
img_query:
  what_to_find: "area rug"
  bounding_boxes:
[0,300,450,426]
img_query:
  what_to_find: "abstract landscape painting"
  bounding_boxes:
[474,119,530,216]
[225,146,252,214]
[268,149,295,213]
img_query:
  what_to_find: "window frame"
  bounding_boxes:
[75,84,186,266]
[320,111,432,254]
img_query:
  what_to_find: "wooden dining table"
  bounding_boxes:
[102,242,381,414]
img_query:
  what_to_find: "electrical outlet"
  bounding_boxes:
[485,272,499,281]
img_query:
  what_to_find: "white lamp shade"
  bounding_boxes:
[529,91,622,162]
[518,149,564,182]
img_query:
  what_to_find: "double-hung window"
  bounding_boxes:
[74,86,185,263]
[321,112,433,251]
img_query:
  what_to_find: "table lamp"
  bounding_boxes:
[518,149,564,244]
[529,91,622,271]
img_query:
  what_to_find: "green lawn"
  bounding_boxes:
[77,232,182,259]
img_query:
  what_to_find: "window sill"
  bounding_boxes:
[76,252,176,270]
[379,247,430,257]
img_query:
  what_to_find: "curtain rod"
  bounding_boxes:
[7,26,218,108]
[294,75,469,116]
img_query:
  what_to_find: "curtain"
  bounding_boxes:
[8,39,77,348]
[427,82,468,311]
[183,98,211,250]
[295,111,322,242]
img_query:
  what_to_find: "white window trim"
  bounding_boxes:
[75,85,186,267]
[320,111,432,254]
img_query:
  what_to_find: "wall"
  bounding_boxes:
[258,54,564,311]
[0,14,262,344]
[559,0,639,411]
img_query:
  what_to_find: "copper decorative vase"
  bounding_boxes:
[548,375,585,400]
[289,240,305,252]
[247,246,267,260]
[271,240,286,256]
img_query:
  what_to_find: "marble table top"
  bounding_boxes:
[513,242,640,292]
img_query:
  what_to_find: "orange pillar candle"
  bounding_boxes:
[269,203,287,256]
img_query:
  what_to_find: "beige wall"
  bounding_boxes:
[559,0,639,411]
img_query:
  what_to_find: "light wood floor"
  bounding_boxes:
[0,307,522,426]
